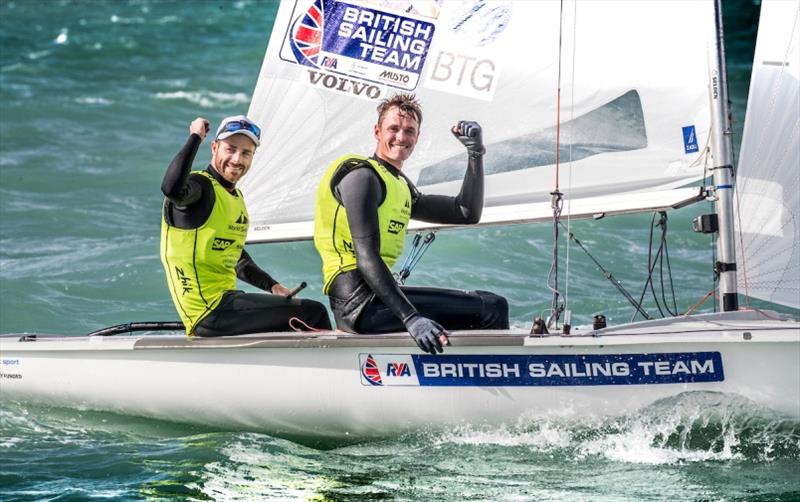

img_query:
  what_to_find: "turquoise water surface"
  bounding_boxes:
[1,1,798,500]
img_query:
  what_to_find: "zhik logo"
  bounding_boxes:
[174,266,192,295]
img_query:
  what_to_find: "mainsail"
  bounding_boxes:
[736,0,800,309]
[243,0,715,242]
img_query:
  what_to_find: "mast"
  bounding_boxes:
[707,0,739,311]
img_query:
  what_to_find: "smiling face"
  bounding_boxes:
[210,134,256,185]
[373,106,420,169]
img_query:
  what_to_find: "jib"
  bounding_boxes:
[308,70,381,99]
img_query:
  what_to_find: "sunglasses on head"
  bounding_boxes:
[218,120,261,139]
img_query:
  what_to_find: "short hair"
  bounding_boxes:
[376,93,423,127]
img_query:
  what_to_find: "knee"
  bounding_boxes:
[476,290,509,329]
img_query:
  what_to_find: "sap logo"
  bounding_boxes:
[387,219,405,234]
[212,237,236,251]
[307,70,382,100]
[386,362,411,377]
[320,56,338,69]
[174,266,192,295]
[379,70,410,84]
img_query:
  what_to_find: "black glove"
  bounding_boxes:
[451,120,485,156]
[405,315,446,354]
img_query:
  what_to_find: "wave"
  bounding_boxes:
[434,391,800,464]
[154,90,250,108]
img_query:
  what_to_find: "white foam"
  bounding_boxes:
[154,90,250,108]
[54,29,68,45]
[194,437,330,500]
[76,97,113,105]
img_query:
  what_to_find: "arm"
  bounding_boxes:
[339,168,418,323]
[338,168,447,354]
[235,249,286,294]
[411,121,485,224]
[161,118,210,206]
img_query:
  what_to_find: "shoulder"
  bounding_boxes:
[331,156,381,191]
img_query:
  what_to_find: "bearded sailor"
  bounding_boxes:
[161,115,331,336]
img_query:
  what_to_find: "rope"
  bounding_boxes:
[288,317,322,332]
[683,289,718,316]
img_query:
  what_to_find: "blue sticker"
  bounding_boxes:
[683,125,699,154]
[410,352,724,386]
[281,0,436,92]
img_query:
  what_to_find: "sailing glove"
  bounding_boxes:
[405,314,446,354]
[452,120,485,156]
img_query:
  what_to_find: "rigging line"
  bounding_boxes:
[712,205,718,312]
[657,213,679,316]
[564,0,578,318]
[546,0,566,329]
[558,221,651,320]
[732,178,751,307]
[554,0,564,192]
[683,288,718,316]
[632,212,669,322]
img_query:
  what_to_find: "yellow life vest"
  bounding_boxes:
[314,155,411,293]
[160,171,249,334]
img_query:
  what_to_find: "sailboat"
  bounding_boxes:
[1,0,798,443]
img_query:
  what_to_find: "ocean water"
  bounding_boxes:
[1,0,798,500]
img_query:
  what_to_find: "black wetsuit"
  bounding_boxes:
[328,154,508,333]
[162,134,331,336]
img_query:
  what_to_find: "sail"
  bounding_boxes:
[736,0,800,309]
[243,0,715,242]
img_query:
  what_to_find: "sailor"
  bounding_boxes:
[314,94,508,354]
[161,116,332,336]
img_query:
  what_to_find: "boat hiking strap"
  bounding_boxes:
[395,231,436,285]
[86,321,184,337]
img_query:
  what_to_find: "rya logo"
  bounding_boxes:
[386,362,411,377]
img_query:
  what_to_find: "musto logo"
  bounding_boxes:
[282,0,435,95]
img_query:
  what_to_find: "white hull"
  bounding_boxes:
[2,312,798,442]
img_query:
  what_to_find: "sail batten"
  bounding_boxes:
[243,0,716,242]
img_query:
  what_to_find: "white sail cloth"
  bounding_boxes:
[736,0,800,309]
[242,0,716,242]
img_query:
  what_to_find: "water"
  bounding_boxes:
[1,0,798,500]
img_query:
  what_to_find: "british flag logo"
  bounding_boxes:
[361,354,383,386]
[290,0,324,66]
